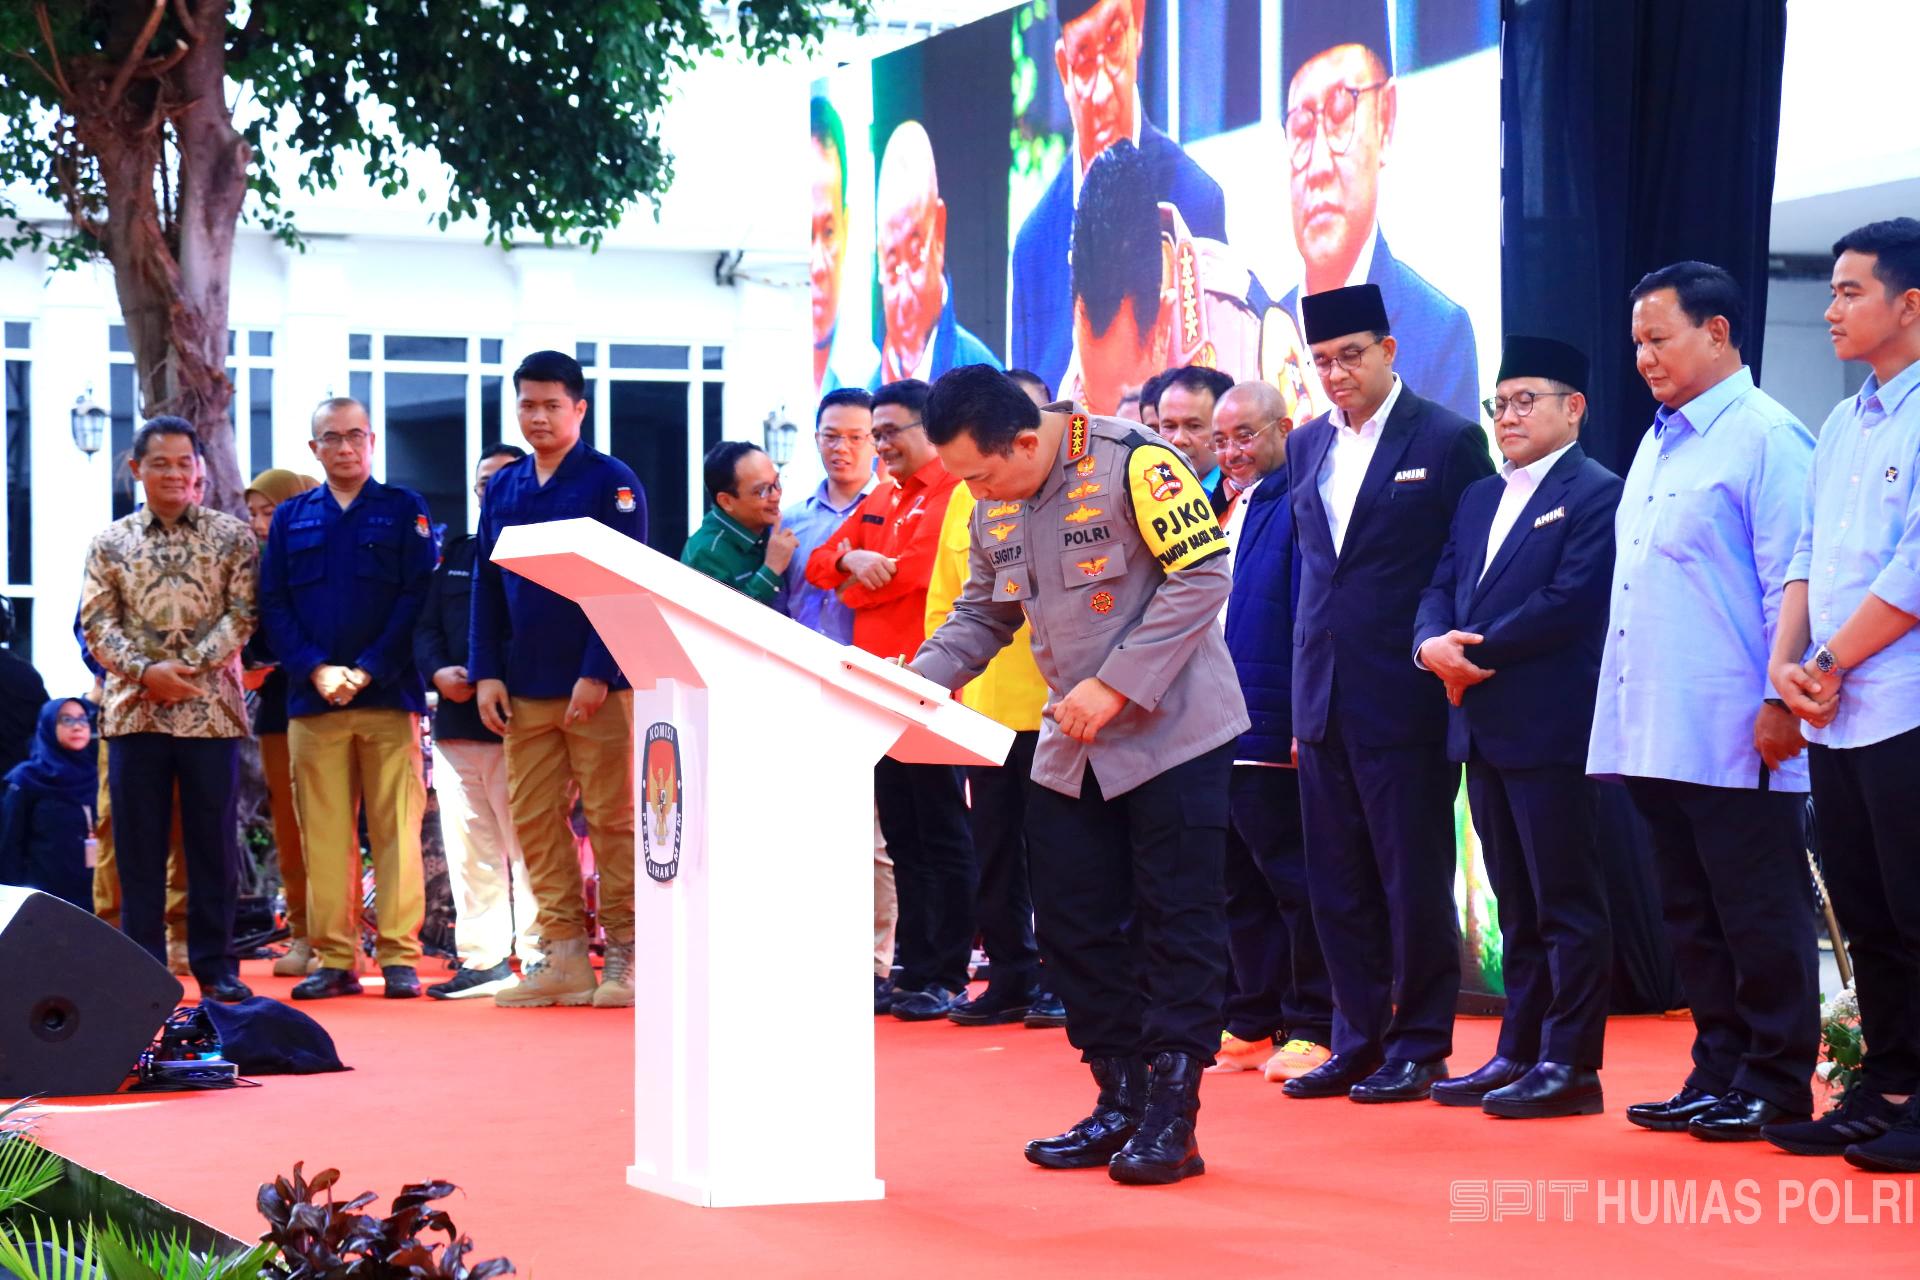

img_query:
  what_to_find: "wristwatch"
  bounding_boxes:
[1812,643,1845,676]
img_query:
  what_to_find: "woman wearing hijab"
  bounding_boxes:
[0,698,100,910]
[245,468,320,976]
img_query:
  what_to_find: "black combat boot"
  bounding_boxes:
[1108,1051,1206,1185]
[1024,1056,1146,1169]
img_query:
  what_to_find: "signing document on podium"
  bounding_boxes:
[908,366,1248,1188]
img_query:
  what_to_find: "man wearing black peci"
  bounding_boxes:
[1283,282,1494,1103]
[1414,336,1622,1118]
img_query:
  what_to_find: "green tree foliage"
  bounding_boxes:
[0,1,860,511]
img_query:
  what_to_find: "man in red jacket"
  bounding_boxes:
[806,378,976,1019]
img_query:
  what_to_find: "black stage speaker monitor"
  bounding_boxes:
[0,886,184,1098]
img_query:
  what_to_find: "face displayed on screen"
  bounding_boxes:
[1056,0,1146,174]
[876,123,948,373]
[1287,44,1396,294]
[810,138,846,351]
[1074,299,1165,418]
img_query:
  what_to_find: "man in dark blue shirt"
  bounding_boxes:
[470,350,647,1009]
[261,397,436,1001]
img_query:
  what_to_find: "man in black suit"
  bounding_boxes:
[1413,336,1622,1118]
[1010,0,1227,396]
[1282,283,1494,1103]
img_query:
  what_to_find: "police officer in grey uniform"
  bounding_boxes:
[911,365,1249,1186]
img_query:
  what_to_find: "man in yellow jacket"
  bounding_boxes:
[924,368,1066,1028]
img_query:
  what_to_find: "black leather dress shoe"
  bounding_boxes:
[1688,1089,1809,1142]
[1281,1052,1384,1099]
[1430,1056,1532,1108]
[1022,990,1068,1029]
[382,965,422,999]
[292,968,364,1001]
[1109,1053,1207,1185]
[948,982,1037,1026]
[1482,1062,1603,1118]
[1026,1057,1145,1169]
[1349,1058,1449,1103]
[1625,1084,1721,1132]
[197,977,253,1004]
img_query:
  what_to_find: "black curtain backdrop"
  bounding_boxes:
[1500,0,1790,1013]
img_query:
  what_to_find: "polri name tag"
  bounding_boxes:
[1533,506,1566,528]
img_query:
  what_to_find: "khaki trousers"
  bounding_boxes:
[289,708,426,970]
[259,732,309,940]
[503,692,635,945]
[91,739,187,939]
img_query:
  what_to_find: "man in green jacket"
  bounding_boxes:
[681,441,799,603]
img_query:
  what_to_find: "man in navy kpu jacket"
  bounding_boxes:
[1414,336,1623,1118]
[1283,282,1495,1104]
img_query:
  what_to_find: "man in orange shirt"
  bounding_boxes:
[807,379,977,1019]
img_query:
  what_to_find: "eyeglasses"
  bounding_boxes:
[1286,82,1388,171]
[1310,340,1380,376]
[871,421,923,445]
[745,480,782,500]
[56,714,90,728]
[1482,391,1573,421]
[1211,421,1279,451]
[816,430,873,451]
[1061,6,1134,101]
[316,430,370,449]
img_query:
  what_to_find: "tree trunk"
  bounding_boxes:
[61,0,249,516]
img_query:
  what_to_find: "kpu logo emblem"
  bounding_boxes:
[414,514,431,539]
[642,722,682,883]
[615,486,638,513]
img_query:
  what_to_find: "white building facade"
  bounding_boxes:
[1,54,836,695]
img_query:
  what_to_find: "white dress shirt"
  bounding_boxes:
[1216,475,1260,626]
[1318,375,1403,555]
[1482,441,1577,579]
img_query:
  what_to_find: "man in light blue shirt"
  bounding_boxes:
[1589,261,1819,1141]
[1765,220,1920,1169]
[778,389,878,640]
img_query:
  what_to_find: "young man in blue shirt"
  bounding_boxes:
[1765,219,1920,1169]
[472,351,647,1008]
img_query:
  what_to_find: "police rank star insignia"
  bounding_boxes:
[1067,414,1089,462]
[1067,480,1102,500]
[987,521,1018,542]
[1063,504,1104,524]
[1533,506,1566,528]
[615,486,637,512]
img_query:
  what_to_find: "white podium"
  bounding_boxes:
[492,517,1013,1208]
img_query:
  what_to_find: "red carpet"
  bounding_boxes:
[28,962,1915,1277]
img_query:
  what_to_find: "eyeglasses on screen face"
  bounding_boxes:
[1285,82,1388,171]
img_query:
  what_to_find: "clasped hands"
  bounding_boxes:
[312,664,371,707]
[1771,659,1843,730]
[1416,630,1495,706]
